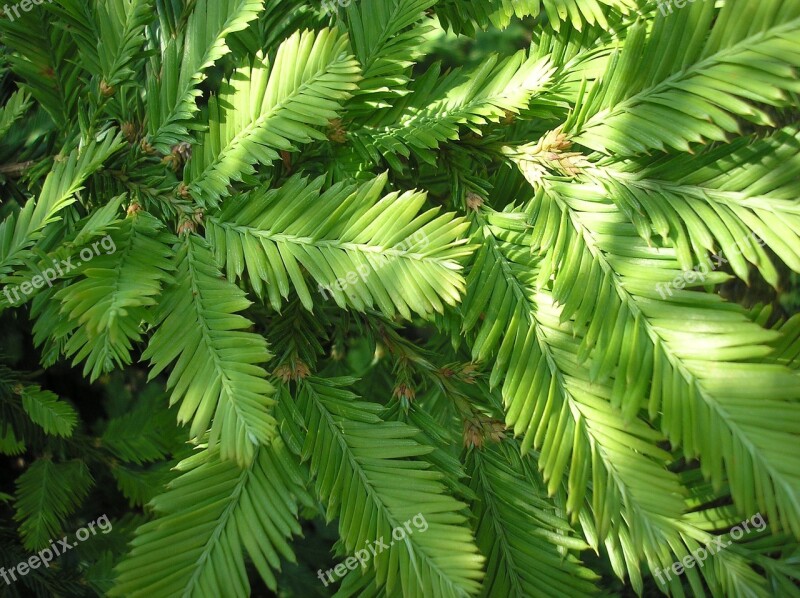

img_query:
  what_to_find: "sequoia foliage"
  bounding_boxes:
[1,0,800,597]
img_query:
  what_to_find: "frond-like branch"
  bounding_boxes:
[142,234,276,465]
[186,28,362,206]
[206,173,471,318]
[281,378,484,597]
[111,441,311,597]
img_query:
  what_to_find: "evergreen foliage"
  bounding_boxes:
[1,0,799,596]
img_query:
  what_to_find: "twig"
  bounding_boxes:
[0,160,35,177]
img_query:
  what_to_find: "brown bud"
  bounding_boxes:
[327,119,347,144]
[121,122,137,144]
[466,192,484,211]
[274,362,311,382]
[100,80,115,98]
[161,153,180,172]
[177,219,196,235]
[392,384,416,402]
[463,418,485,449]
[140,139,156,155]
[463,415,506,448]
